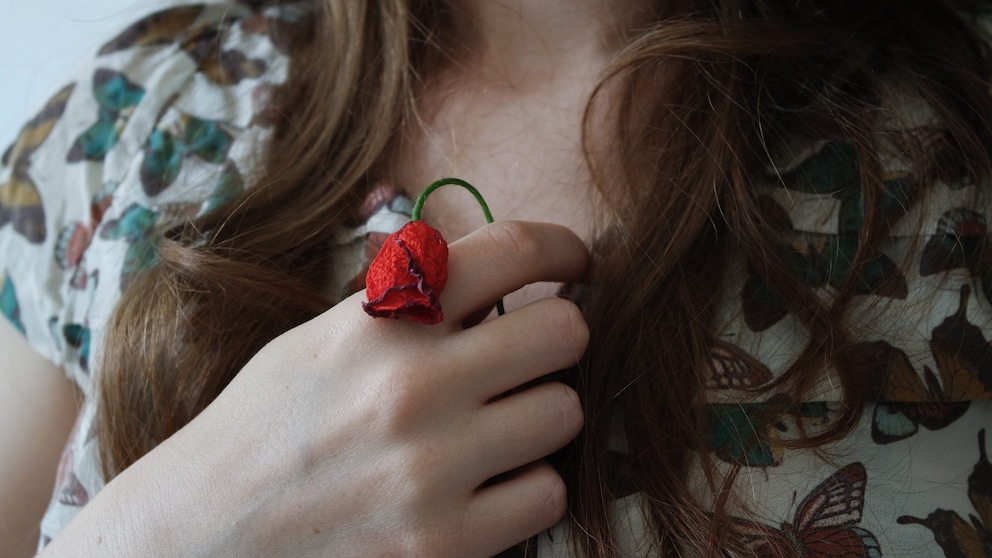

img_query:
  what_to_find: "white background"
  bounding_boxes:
[0,1,170,149]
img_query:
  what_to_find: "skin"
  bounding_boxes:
[395,0,651,307]
[2,0,650,555]
[0,318,80,557]
[37,222,589,557]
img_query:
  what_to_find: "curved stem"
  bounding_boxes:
[412,178,505,316]
[411,178,495,222]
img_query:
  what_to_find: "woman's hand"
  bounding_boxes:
[42,221,589,558]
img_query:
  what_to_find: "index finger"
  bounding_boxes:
[440,221,589,325]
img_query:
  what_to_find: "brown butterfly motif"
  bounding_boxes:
[871,285,992,444]
[898,429,992,557]
[703,339,774,390]
[0,84,75,243]
[729,462,881,557]
[98,5,266,86]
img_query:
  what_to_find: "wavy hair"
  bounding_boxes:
[97,0,992,555]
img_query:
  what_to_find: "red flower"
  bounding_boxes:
[362,221,449,324]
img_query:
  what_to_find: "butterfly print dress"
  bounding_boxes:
[1,2,990,556]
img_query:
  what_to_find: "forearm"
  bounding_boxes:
[37,222,589,558]
[37,414,264,558]
[0,318,80,558]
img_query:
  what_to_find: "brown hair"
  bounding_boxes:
[571,3,992,555]
[97,0,992,556]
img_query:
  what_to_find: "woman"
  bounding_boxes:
[2,0,991,556]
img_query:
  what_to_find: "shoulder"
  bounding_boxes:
[0,1,312,374]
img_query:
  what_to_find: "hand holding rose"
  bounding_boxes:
[42,220,589,558]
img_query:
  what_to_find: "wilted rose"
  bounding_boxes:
[362,220,448,324]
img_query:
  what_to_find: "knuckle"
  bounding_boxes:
[533,298,589,367]
[546,382,584,436]
[402,523,465,558]
[402,535,439,558]
[394,441,445,494]
[372,365,433,430]
[533,468,568,528]
[544,298,590,352]
[486,221,544,262]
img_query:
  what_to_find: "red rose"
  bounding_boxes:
[362,220,449,324]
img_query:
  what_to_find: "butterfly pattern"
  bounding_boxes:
[921,208,992,307]
[861,285,992,444]
[728,463,881,557]
[240,2,313,55]
[0,274,24,334]
[140,113,234,197]
[98,203,161,285]
[0,84,75,243]
[99,5,268,86]
[0,2,990,556]
[702,339,775,390]
[52,422,90,508]
[0,3,308,551]
[54,180,119,291]
[62,323,92,374]
[66,69,145,162]
[97,5,206,55]
[706,401,831,467]
[343,185,417,297]
[742,139,911,332]
[200,162,245,216]
[898,429,992,557]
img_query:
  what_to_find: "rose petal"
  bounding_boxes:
[363,221,448,324]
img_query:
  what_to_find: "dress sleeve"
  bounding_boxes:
[0,1,297,390]
[0,66,90,367]
[11,2,303,549]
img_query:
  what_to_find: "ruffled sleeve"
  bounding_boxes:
[0,2,301,394]
[0,2,309,548]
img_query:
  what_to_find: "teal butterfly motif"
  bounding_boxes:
[742,140,911,331]
[62,323,92,373]
[200,162,245,215]
[67,69,145,162]
[0,274,25,334]
[99,203,164,287]
[141,113,233,197]
[706,401,830,467]
[100,164,237,287]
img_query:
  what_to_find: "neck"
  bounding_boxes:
[448,0,655,84]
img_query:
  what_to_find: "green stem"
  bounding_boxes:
[412,178,505,316]
[411,178,494,222]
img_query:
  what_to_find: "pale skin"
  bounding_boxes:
[0,1,646,556]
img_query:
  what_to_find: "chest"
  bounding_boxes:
[390,67,607,239]
[387,72,607,309]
